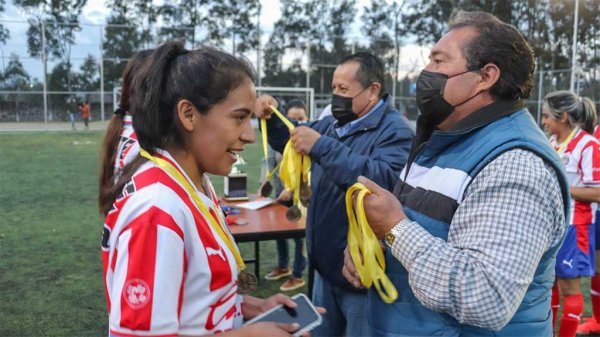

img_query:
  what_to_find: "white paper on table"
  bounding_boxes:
[235,198,276,210]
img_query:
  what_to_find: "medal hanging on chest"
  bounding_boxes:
[237,269,258,294]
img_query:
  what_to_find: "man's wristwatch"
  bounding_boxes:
[384,218,412,248]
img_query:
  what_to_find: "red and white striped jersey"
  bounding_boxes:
[102,149,243,337]
[550,129,600,225]
[114,115,140,182]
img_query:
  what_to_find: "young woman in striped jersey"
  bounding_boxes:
[542,90,600,337]
[100,41,313,337]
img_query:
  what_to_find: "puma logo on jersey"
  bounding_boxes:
[562,259,574,269]
[206,247,226,261]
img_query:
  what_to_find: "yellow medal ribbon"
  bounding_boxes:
[555,127,578,154]
[260,118,281,181]
[139,148,245,271]
[345,182,398,304]
[268,105,311,208]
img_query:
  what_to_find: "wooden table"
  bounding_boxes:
[225,200,307,286]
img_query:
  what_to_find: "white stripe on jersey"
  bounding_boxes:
[114,114,140,181]
[551,130,600,224]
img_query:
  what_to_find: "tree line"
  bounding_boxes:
[0,0,598,108]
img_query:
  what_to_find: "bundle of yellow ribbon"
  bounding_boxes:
[259,106,311,221]
[345,182,398,304]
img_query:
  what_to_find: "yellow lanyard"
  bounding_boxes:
[260,118,280,181]
[346,182,398,304]
[269,106,311,206]
[555,128,578,154]
[140,148,245,271]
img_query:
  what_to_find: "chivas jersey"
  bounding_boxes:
[102,149,242,336]
[114,115,140,182]
[550,129,600,225]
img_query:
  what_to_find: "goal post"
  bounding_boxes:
[256,86,316,121]
[113,85,317,121]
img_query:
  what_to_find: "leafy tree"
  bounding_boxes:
[0,54,31,120]
[262,0,321,87]
[75,54,99,91]
[14,0,87,91]
[0,0,10,44]
[2,53,30,89]
[102,0,156,90]
[158,0,210,47]
[361,0,394,64]
[208,0,259,54]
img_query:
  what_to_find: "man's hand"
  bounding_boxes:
[277,189,292,202]
[255,94,278,119]
[290,126,321,155]
[342,246,365,289]
[358,176,406,238]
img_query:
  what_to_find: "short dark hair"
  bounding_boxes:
[285,98,307,113]
[339,52,386,98]
[131,41,255,152]
[448,10,535,100]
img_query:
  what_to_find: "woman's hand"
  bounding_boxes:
[240,321,298,337]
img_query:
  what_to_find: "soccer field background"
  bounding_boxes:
[0,129,307,336]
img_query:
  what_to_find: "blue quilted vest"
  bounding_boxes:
[368,109,569,336]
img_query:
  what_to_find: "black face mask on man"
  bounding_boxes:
[331,84,372,126]
[416,69,481,126]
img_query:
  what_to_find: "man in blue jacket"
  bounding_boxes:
[342,10,569,336]
[255,52,414,337]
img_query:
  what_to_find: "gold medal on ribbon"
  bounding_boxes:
[286,205,302,222]
[237,269,258,294]
[260,180,273,198]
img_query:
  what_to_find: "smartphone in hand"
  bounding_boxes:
[243,294,322,336]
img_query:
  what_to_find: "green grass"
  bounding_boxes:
[0,130,307,336]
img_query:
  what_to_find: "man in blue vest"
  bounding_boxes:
[342,10,569,336]
[255,52,414,337]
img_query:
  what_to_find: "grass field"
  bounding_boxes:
[0,129,307,336]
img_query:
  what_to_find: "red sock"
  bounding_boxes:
[552,283,560,332]
[592,273,600,322]
[558,293,583,337]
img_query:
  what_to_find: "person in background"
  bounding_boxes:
[67,95,78,130]
[255,51,414,337]
[342,10,570,336]
[98,49,152,216]
[541,90,600,337]
[101,41,318,337]
[580,101,600,336]
[80,100,91,130]
[263,98,308,292]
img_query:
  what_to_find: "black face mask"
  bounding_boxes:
[331,85,371,126]
[416,69,480,126]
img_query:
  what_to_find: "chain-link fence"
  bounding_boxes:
[0,20,597,125]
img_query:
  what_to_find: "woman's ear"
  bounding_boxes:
[559,111,569,124]
[177,100,196,132]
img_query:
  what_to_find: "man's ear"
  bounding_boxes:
[477,63,500,92]
[369,82,382,101]
[177,99,196,132]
